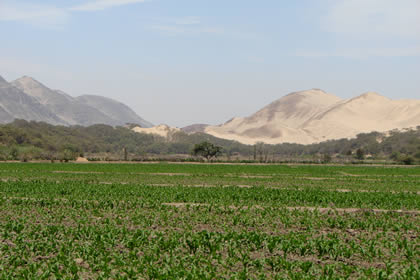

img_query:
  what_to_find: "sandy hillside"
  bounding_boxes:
[132,124,181,139]
[181,124,209,134]
[205,89,420,145]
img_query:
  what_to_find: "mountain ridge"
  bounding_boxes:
[0,75,152,127]
[76,95,153,128]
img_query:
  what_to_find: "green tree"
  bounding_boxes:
[399,155,415,165]
[192,142,222,161]
[355,148,365,160]
[390,152,401,161]
[321,153,332,163]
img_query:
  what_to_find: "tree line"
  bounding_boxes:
[0,120,419,164]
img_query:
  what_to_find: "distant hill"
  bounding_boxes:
[0,75,152,127]
[205,89,420,144]
[76,95,153,128]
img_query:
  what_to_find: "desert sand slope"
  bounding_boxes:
[76,95,153,127]
[304,92,420,142]
[205,89,343,144]
[205,90,420,145]
[132,124,181,139]
[0,77,66,125]
[181,124,209,134]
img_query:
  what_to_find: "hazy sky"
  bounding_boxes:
[0,0,419,127]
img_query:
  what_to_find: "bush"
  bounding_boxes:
[9,147,19,160]
[399,156,415,165]
[321,153,332,163]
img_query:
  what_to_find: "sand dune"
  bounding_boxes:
[205,89,420,145]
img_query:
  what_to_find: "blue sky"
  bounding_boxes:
[0,0,419,126]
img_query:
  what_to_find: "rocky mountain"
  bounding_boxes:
[12,76,113,126]
[0,75,152,127]
[0,76,65,125]
[205,89,420,145]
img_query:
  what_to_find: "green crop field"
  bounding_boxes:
[0,162,418,279]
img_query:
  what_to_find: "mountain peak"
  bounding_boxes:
[307,88,326,93]
[14,76,45,88]
[355,92,389,101]
[279,89,341,106]
[298,88,326,94]
[12,76,53,96]
[285,89,339,100]
[11,76,56,105]
[361,91,381,97]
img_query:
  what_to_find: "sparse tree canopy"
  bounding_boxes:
[192,141,222,160]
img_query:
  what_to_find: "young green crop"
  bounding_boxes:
[0,162,418,279]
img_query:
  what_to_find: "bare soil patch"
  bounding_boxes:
[339,171,362,177]
[286,206,420,214]
[302,177,334,181]
[75,157,89,163]
[52,171,104,174]
[162,202,420,214]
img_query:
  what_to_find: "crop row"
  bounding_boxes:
[0,163,418,279]
[0,163,419,193]
[1,181,419,210]
[0,199,418,279]
[1,162,420,176]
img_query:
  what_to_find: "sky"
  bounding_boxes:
[0,0,419,127]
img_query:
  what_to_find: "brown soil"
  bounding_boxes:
[52,171,104,174]
[162,203,420,214]
[75,157,89,163]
